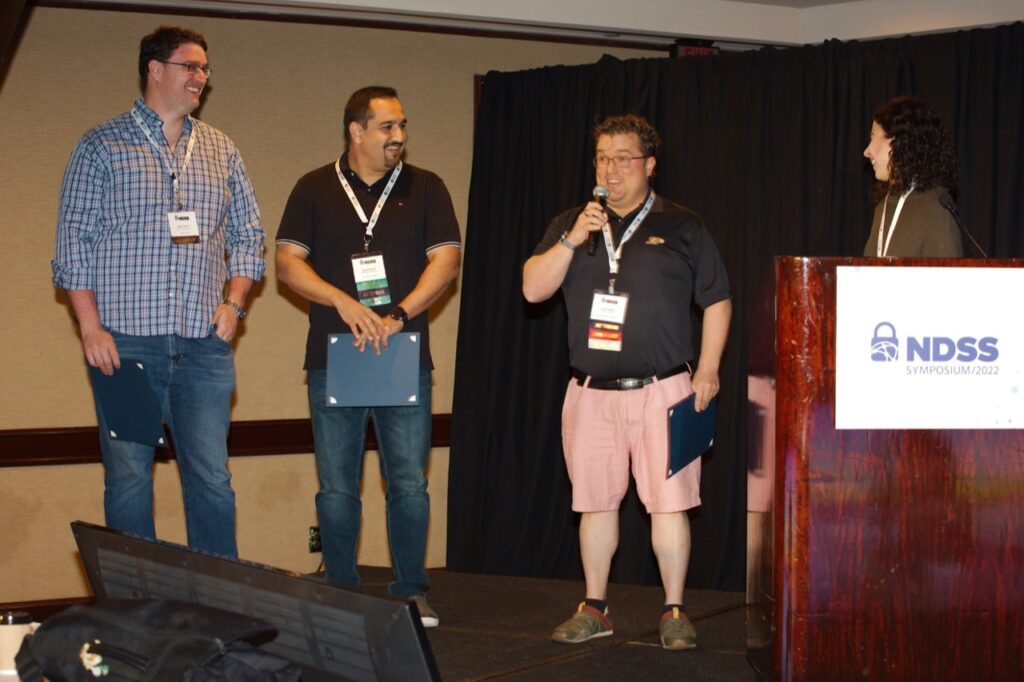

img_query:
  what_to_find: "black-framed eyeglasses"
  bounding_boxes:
[160,60,212,78]
[593,154,646,169]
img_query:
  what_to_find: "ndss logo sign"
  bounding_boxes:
[870,321,999,363]
[870,322,899,362]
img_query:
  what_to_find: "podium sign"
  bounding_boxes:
[747,257,1024,682]
[836,266,1024,429]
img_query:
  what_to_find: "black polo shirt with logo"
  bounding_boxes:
[534,194,730,379]
[276,153,461,370]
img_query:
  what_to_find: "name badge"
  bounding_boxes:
[588,290,629,351]
[351,251,392,307]
[167,211,200,244]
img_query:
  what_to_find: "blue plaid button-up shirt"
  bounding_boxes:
[53,98,265,338]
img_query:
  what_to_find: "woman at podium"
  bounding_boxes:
[862,96,964,257]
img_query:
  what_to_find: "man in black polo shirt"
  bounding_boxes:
[275,86,461,628]
[523,114,731,650]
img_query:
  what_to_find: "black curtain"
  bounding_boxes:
[447,23,1024,591]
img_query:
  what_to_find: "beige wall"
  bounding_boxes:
[0,6,657,603]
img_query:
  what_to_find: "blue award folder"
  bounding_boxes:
[666,394,717,477]
[88,360,166,448]
[325,333,420,407]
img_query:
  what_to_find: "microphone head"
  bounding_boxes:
[593,185,610,206]
[939,192,956,211]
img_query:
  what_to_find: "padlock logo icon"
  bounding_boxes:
[870,321,899,362]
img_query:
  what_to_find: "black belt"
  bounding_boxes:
[571,364,690,391]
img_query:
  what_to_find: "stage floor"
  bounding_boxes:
[358,566,755,681]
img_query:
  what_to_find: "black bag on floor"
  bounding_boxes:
[15,598,301,681]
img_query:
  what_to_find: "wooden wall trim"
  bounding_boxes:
[0,414,452,467]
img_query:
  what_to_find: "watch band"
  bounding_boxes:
[388,305,408,324]
[559,231,580,250]
[223,299,247,320]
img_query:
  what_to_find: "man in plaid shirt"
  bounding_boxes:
[52,26,265,557]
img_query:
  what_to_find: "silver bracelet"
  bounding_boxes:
[558,231,580,251]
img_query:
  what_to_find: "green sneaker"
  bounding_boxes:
[660,607,697,650]
[551,602,613,644]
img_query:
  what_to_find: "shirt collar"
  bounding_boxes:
[608,190,658,223]
[132,98,194,137]
[339,151,398,192]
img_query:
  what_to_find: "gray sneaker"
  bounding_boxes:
[551,602,613,644]
[410,595,439,628]
[659,607,697,650]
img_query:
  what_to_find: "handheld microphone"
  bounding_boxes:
[589,185,610,256]
[939,192,988,258]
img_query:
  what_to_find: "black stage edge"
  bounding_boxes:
[357,566,752,681]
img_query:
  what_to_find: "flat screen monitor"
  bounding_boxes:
[71,521,439,681]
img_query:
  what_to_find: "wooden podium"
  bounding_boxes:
[746,257,1024,681]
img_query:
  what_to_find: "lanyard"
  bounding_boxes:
[876,185,915,257]
[131,109,196,211]
[601,191,655,293]
[335,159,403,251]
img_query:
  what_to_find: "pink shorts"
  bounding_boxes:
[561,372,702,514]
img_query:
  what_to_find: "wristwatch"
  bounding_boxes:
[388,306,408,324]
[223,299,247,320]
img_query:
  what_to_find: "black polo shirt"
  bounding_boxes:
[276,154,461,370]
[534,194,730,379]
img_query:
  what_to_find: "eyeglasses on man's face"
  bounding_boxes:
[593,154,646,170]
[160,60,212,79]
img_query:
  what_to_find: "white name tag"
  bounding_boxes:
[588,290,629,351]
[167,211,200,244]
[351,252,392,307]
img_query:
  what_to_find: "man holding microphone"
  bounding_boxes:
[523,113,731,650]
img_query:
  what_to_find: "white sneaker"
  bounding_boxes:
[410,595,439,628]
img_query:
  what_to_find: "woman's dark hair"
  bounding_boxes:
[873,95,958,195]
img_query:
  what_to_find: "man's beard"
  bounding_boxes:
[384,144,403,167]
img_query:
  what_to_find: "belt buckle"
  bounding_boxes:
[618,377,643,390]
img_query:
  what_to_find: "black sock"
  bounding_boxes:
[662,603,685,615]
[584,598,608,613]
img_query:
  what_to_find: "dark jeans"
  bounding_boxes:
[94,331,237,557]
[307,368,432,597]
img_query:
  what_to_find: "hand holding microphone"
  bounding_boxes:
[588,185,610,256]
[565,186,609,255]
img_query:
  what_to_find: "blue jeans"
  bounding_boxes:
[92,331,238,558]
[307,368,432,598]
